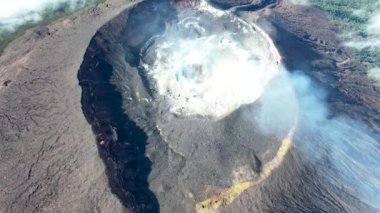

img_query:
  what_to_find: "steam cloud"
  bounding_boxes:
[0,0,97,32]
[285,0,380,85]
[287,0,310,6]
[142,4,281,118]
[253,70,380,210]
[342,1,380,85]
[345,2,380,50]
[142,1,380,210]
[368,67,380,86]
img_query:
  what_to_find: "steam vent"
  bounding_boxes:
[78,0,294,212]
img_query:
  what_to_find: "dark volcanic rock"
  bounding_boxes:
[209,0,277,10]
[78,41,159,212]
[211,0,257,7]
[78,1,175,212]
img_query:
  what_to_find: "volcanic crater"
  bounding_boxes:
[78,1,291,212]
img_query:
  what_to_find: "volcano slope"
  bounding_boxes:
[0,1,141,212]
[1,0,380,213]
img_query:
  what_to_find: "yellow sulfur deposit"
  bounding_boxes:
[196,131,294,213]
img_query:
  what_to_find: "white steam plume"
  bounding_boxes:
[141,1,380,209]
[281,0,380,85]
[286,0,310,6]
[0,0,97,32]
[345,17,380,50]
[252,70,380,210]
[345,1,380,50]
[368,67,380,85]
[142,5,281,119]
[340,0,380,85]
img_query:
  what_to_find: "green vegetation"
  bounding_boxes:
[309,0,380,67]
[0,0,104,55]
[2,0,379,69]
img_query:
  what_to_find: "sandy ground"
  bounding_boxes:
[0,0,141,212]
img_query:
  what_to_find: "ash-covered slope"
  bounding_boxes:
[251,0,380,132]
[0,1,140,212]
